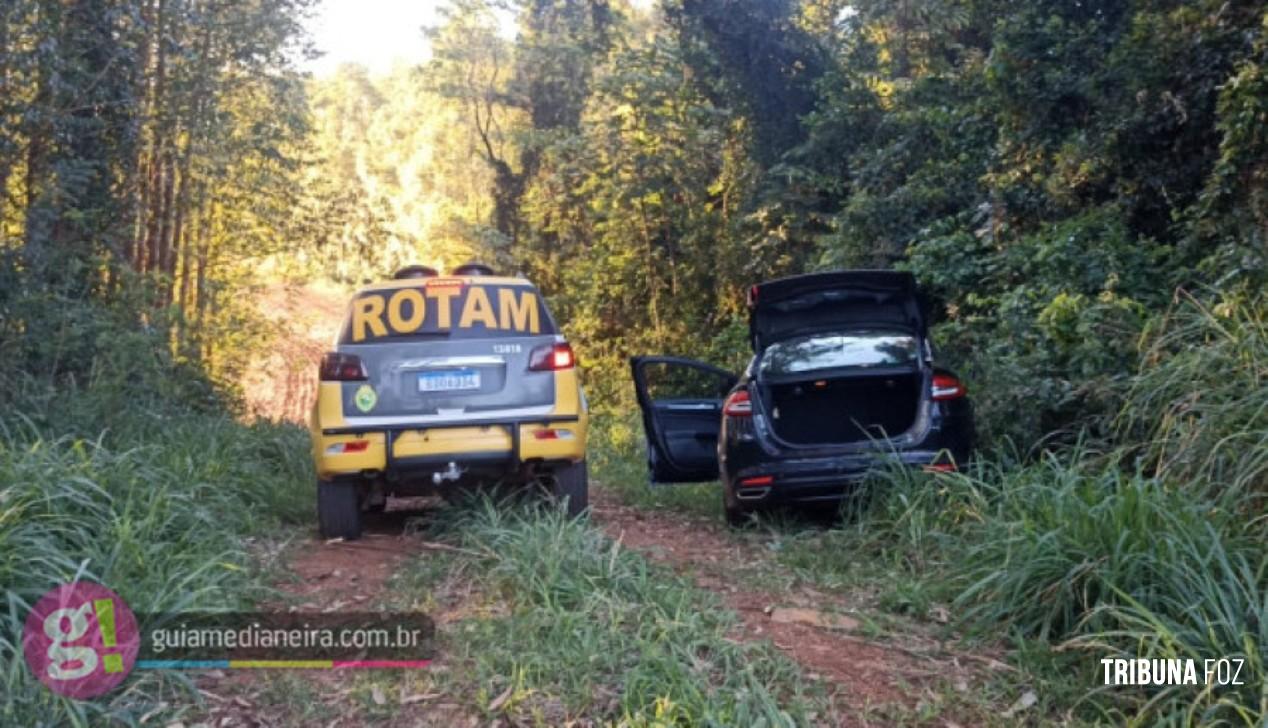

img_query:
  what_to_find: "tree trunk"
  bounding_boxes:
[156,150,176,300]
[143,0,168,278]
[130,0,159,271]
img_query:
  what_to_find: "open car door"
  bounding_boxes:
[630,356,736,483]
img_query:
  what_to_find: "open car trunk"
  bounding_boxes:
[748,271,931,447]
[764,370,923,445]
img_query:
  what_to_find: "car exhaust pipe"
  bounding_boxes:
[432,461,465,485]
[736,487,770,501]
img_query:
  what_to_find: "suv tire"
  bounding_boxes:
[318,479,363,540]
[552,460,589,518]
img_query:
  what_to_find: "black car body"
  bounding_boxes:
[631,270,974,523]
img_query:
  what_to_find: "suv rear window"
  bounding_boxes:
[339,281,557,344]
[759,331,919,375]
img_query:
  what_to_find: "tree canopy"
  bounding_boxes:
[3,0,1265,438]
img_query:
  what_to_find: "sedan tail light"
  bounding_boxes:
[723,389,752,417]
[931,372,965,400]
[319,352,368,381]
[529,342,575,371]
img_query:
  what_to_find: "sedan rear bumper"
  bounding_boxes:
[728,449,953,505]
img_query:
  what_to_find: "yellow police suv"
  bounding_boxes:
[310,263,588,539]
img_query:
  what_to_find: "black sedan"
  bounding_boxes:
[631,270,974,525]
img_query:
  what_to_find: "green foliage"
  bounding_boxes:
[414,0,1263,460]
[757,290,1268,723]
[2,0,317,387]
[663,0,826,162]
[294,64,494,282]
[948,457,1249,642]
[0,386,313,727]
[906,206,1163,447]
[1066,549,1268,727]
[2,0,1266,722]
[0,416,314,725]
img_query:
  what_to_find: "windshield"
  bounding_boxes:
[338,281,557,344]
[759,331,920,376]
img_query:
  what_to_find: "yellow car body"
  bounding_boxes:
[309,366,588,479]
[310,268,589,538]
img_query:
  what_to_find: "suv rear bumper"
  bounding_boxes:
[312,413,586,480]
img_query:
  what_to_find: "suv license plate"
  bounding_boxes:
[418,369,481,392]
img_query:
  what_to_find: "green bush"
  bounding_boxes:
[1066,541,1266,725]
[949,455,1252,642]
[905,206,1165,450]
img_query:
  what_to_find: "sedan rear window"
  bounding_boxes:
[339,281,557,344]
[760,332,919,375]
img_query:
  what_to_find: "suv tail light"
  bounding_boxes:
[319,352,368,381]
[529,342,575,371]
[723,389,752,417]
[931,372,965,400]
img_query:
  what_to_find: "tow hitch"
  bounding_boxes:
[432,461,465,485]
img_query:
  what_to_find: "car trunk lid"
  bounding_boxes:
[748,271,931,449]
[747,270,925,351]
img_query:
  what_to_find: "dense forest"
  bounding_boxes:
[2,0,1267,725]
[4,0,1264,439]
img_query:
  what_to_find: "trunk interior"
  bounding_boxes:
[765,371,923,445]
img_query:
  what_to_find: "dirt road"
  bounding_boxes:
[587,490,973,712]
[199,492,996,726]
[241,282,347,423]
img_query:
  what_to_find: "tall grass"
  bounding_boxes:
[1066,543,1267,725]
[0,405,314,726]
[420,499,824,726]
[788,452,1265,724]
[950,455,1253,642]
[0,293,314,728]
[1119,289,1268,498]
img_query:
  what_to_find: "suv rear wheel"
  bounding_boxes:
[318,479,363,540]
[552,460,589,517]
